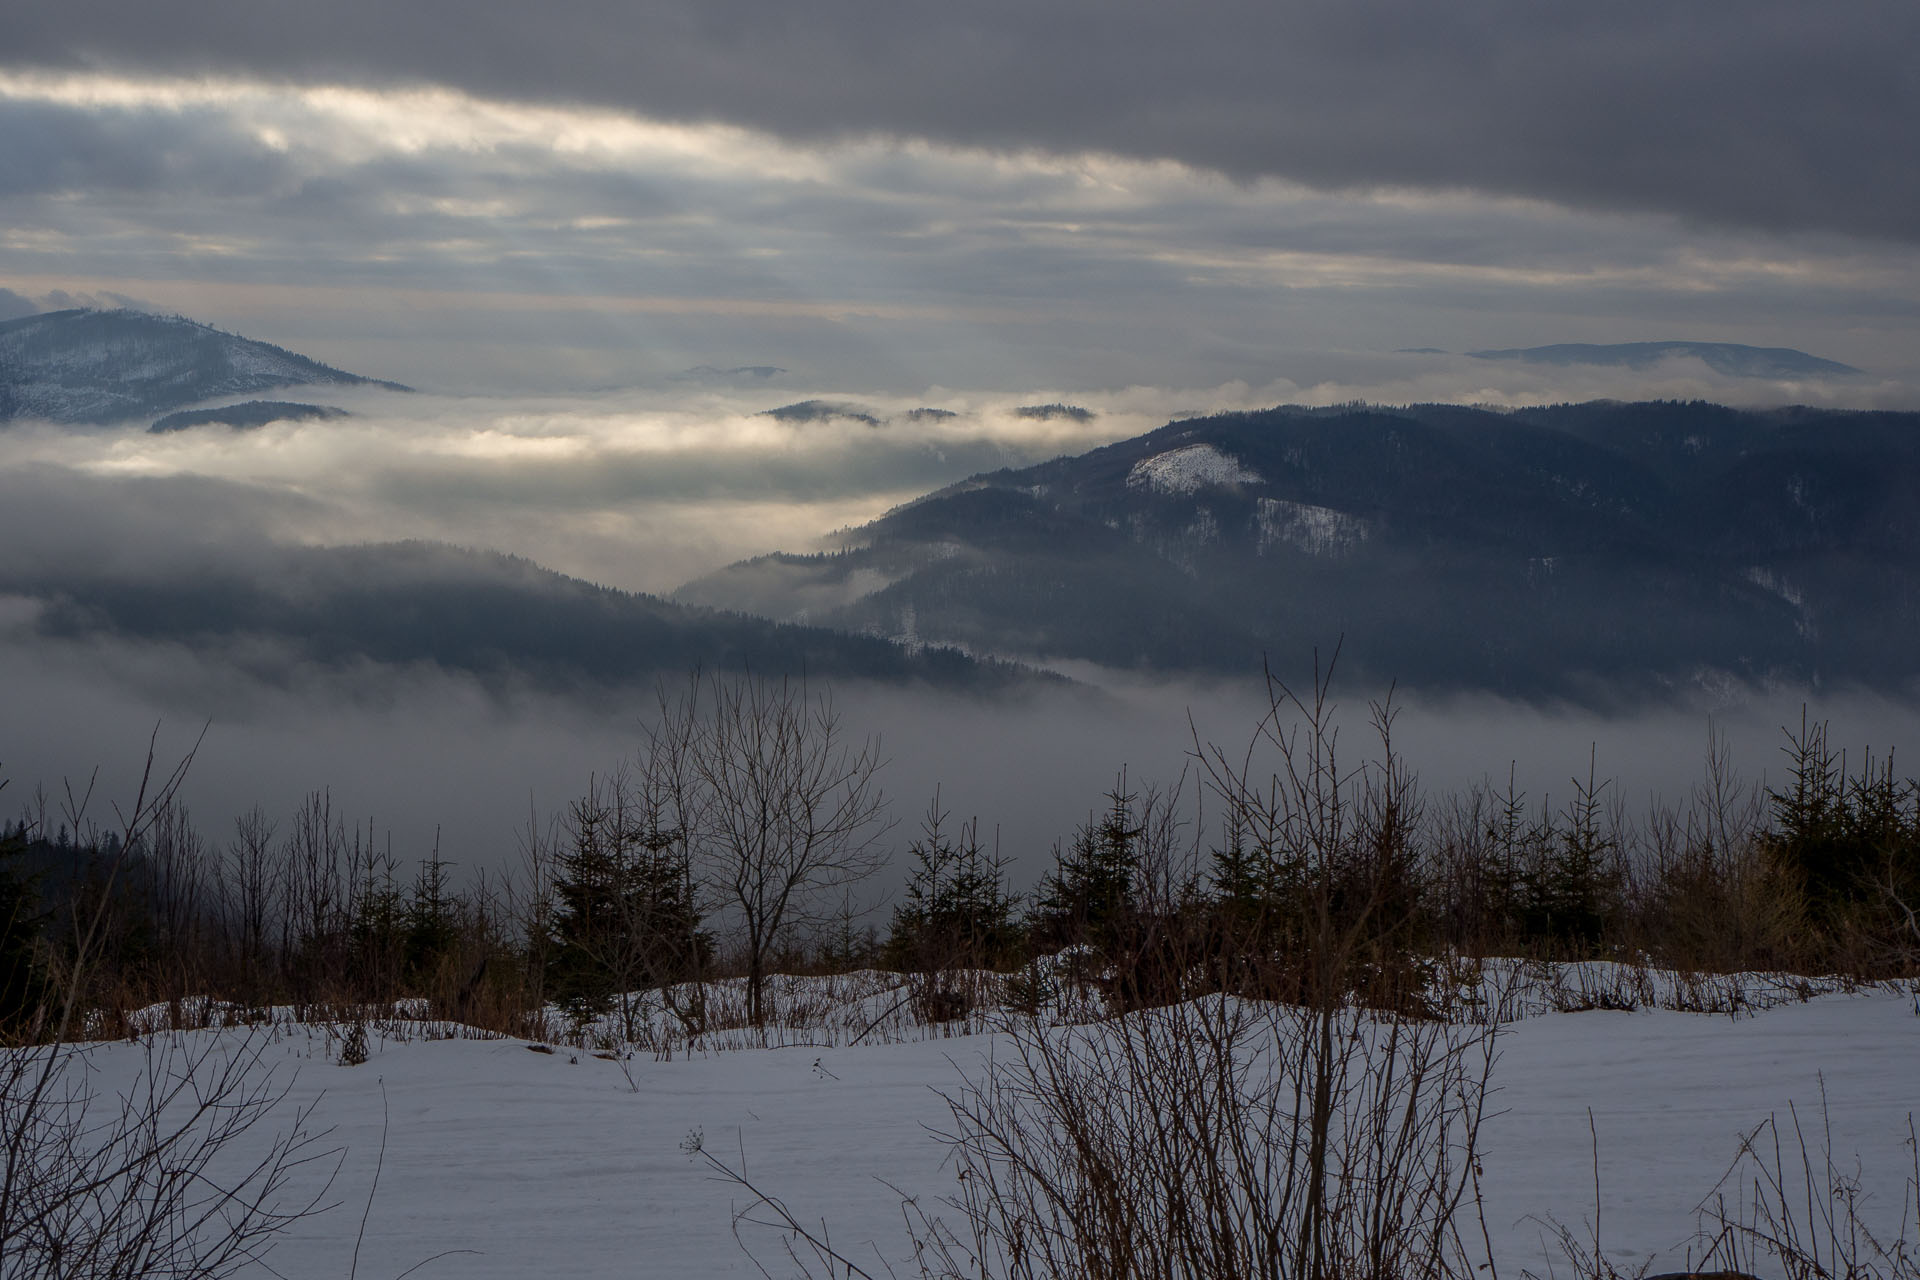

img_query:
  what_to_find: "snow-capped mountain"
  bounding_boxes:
[0,308,408,425]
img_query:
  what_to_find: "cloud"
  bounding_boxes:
[5,2,1918,243]
[0,279,160,321]
[0,387,1162,593]
[2,72,1917,397]
[7,394,1920,892]
[34,288,158,312]
[2,361,1909,626]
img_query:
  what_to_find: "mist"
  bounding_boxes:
[9,368,1920,907]
[6,356,1913,597]
[9,612,1919,911]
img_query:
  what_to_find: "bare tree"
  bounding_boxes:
[217,806,281,1010]
[2,733,337,1279]
[1,1030,334,1280]
[664,673,892,1027]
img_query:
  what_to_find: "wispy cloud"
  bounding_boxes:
[8,3,1919,241]
[2,69,1915,396]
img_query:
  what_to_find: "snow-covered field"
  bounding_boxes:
[57,978,1920,1278]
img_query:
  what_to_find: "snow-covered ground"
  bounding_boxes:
[57,978,1920,1279]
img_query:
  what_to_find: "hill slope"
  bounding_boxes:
[1466,342,1862,378]
[0,309,407,425]
[676,401,1920,699]
[7,539,1030,692]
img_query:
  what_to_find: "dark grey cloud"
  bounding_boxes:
[4,68,1917,397]
[7,1,1918,242]
[0,98,290,200]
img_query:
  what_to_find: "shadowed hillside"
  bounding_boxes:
[677,400,1920,700]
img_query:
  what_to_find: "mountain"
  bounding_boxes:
[0,309,408,425]
[7,540,1032,693]
[1467,342,1862,379]
[761,400,882,426]
[149,401,348,433]
[675,401,1920,700]
[671,364,786,383]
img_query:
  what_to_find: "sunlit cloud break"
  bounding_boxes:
[4,67,1917,397]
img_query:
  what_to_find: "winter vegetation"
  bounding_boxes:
[3,665,1918,1277]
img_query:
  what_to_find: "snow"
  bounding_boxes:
[0,310,364,424]
[41,974,1920,1279]
[1744,565,1816,638]
[1127,443,1262,495]
[1256,496,1370,557]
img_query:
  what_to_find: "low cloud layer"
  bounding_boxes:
[8,615,1919,899]
[8,390,1920,895]
[7,361,1912,600]
[0,386,1153,593]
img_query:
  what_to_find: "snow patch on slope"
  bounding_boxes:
[1745,565,1815,639]
[1257,498,1370,557]
[1127,443,1261,495]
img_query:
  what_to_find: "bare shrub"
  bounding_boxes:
[1636,723,1804,976]
[1695,1098,1920,1280]
[2,738,338,1279]
[918,994,1498,1280]
[1,1031,336,1279]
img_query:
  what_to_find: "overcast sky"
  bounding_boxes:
[8,4,1920,866]
[5,2,1919,395]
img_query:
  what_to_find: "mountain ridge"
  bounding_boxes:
[6,538,1041,694]
[676,400,1920,700]
[0,308,408,425]
[1466,341,1862,378]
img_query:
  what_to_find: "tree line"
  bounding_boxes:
[3,669,1917,1046]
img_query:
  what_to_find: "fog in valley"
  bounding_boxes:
[7,373,1920,905]
[10,617,1919,909]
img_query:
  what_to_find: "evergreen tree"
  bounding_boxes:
[1035,781,1143,953]
[347,831,405,1000]
[1767,714,1920,947]
[886,795,1020,973]
[1521,756,1618,951]
[1210,801,1307,943]
[0,816,52,1041]
[548,776,708,1034]
[404,836,459,985]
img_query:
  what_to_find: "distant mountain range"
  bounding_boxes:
[677,401,1920,700]
[1467,342,1862,378]
[672,365,787,384]
[762,400,883,426]
[7,540,1033,693]
[0,309,407,425]
[6,304,1907,701]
